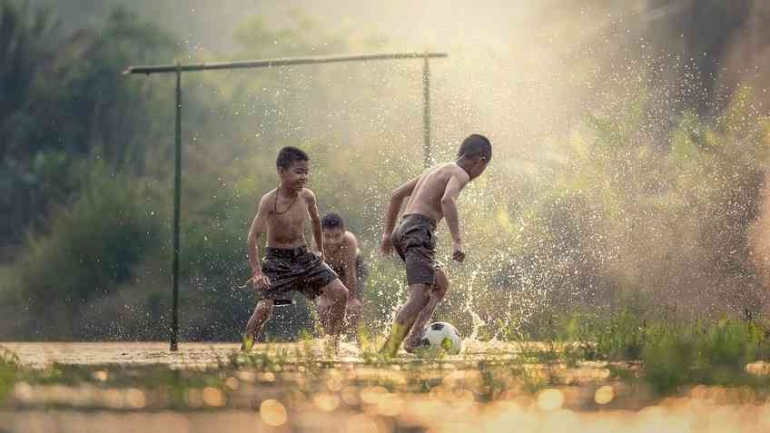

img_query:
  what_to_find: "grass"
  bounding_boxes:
[0,345,19,403]
[3,312,770,411]
[529,310,770,395]
[639,319,770,394]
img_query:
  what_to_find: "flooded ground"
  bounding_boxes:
[2,342,242,369]
[2,341,770,432]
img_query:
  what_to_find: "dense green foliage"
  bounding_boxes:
[1,1,770,344]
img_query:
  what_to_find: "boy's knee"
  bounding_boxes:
[329,280,349,304]
[256,300,274,317]
[347,298,363,314]
[407,284,432,308]
[434,270,449,297]
[434,282,447,299]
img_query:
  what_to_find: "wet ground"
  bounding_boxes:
[1,341,769,432]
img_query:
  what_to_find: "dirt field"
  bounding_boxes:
[2,342,242,369]
[2,341,770,433]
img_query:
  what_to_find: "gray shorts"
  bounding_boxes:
[392,214,438,286]
[261,246,338,301]
[332,254,369,300]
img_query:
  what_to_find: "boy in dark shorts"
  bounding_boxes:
[321,212,369,338]
[241,147,349,351]
[380,134,492,357]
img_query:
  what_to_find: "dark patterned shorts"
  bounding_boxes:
[392,214,438,286]
[261,246,338,301]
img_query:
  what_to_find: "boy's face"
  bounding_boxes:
[278,160,309,191]
[467,157,489,180]
[323,227,345,250]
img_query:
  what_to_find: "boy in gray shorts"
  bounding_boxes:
[241,147,349,351]
[380,134,492,356]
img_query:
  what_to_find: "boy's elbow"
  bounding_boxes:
[440,196,455,207]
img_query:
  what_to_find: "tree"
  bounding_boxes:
[0,6,177,249]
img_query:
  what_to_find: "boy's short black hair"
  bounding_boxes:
[322,212,345,230]
[276,146,309,169]
[457,134,492,161]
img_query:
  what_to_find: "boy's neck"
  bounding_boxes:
[277,184,299,197]
[456,158,474,176]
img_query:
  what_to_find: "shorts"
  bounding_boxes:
[260,246,338,301]
[391,214,438,286]
[333,254,369,300]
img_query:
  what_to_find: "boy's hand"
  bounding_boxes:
[313,250,326,262]
[452,240,465,263]
[250,274,271,291]
[380,234,393,255]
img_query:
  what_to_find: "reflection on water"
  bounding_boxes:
[2,342,770,432]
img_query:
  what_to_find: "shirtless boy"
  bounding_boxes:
[241,147,349,351]
[321,212,369,337]
[379,134,492,357]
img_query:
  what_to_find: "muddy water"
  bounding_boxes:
[3,342,242,369]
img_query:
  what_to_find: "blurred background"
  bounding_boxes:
[2,0,770,342]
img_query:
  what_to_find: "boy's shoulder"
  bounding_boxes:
[429,161,460,172]
[344,230,358,244]
[430,162,468,181]
[300,188,316,202]
[447,162,469,181]
[258,189,278,208]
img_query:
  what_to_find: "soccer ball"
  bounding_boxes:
[419,322,462,355]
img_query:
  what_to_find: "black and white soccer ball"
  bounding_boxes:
[419,322,462,355]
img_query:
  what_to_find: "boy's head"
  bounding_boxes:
[276,146,309,190]
[457,134,491,180]
[322,212,346,248]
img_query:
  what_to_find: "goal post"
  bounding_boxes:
[124,51,448,351]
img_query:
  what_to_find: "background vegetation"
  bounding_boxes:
[2,0,770,345]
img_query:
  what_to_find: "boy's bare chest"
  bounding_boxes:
[268,200,307,230]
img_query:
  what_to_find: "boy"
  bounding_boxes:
[241,146,349,351]
[321,212,369,337]
[379,134,492,357]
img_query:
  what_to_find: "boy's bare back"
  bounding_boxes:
[402,163,470,223]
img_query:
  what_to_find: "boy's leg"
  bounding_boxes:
[379,283,433,357]
[344,298,363,338]
[242,299,275,351]
[380,215,438,357]
[316,279,349,337]
[404,268,449,352]
[345,255,367,339]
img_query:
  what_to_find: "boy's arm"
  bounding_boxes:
[343,233,359,296]
[381,176,419,254]
[441,171,469,262]
[247,195,271,290]
[305,190,324,259]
